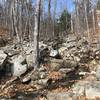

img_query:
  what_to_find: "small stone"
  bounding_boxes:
[50,49,58,57]
[39,72,47,79]
[22,76,31,83]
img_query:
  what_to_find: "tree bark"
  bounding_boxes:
[84,0,90,41]
[33,0,41,69]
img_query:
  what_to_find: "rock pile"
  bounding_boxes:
[1,34,100,99]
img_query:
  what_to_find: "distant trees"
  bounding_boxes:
[71,0,97,41]
[55,9,71,34]
[97,0,100,10]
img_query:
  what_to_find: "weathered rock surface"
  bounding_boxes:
[96,64,100,80]
[49,59,64,71]
[50,49,59,57]
[10,55,27,76]
[0,50,7,70]
[85,82,100,99]
[47,92,70,100]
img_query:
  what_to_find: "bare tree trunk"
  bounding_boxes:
[84,0,90,41]
[47,0,51,40]
[18,0,23,43]
[92,9,96,35]
[71,13,74,33]
[75,0,80,39]
[53,0,57,38]
[33,0,41,69]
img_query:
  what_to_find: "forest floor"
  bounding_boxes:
[0,30,100,100]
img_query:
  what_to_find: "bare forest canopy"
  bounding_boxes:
[0,0,99,42]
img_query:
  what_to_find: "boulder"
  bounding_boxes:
[10,55,27,76]
[63,60,78,68]
[34,78,49,86]
[58,47,68,57]
[31,71,40,81]
[96,64,100,80]
[67,35,76,43]
[0,50,7,70]
[66,42,76,49]
[49,59,64,71]
[26,54,33,67]
[85,82,100,99]
[72,83,85,96]
[39,41,47,49]
[39,72,47,79]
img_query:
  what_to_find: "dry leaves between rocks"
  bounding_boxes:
[15,83,37,92]
[48,71,63,81]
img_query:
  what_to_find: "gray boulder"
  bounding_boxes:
[49,59,64,71]
[0,50,7,70]
[85,82,100,99]
[9,55,27,77]
[96,64,100,80]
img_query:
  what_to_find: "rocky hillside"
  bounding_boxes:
[0,34,100,100]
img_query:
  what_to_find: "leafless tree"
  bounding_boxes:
[33,0,41,69]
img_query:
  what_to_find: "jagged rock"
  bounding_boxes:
[26,54,33,67]
[58,47,68,58]
[9,55,27,76]
[63,60,78,68]
[34,78,49,86]
[59,68,72,74]
[49,59,64,71]
[38,66,47,72]
[39,41,47,49]
[31,71,40,81]
[39,72,47,79]
[96,65,100,80]
[66,42,76,49]
[0,50,7,70]
[21,76,31,84]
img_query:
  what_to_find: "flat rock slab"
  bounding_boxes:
[72,80,100,99]
[85,82,100,99]
[47,92,70,100]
